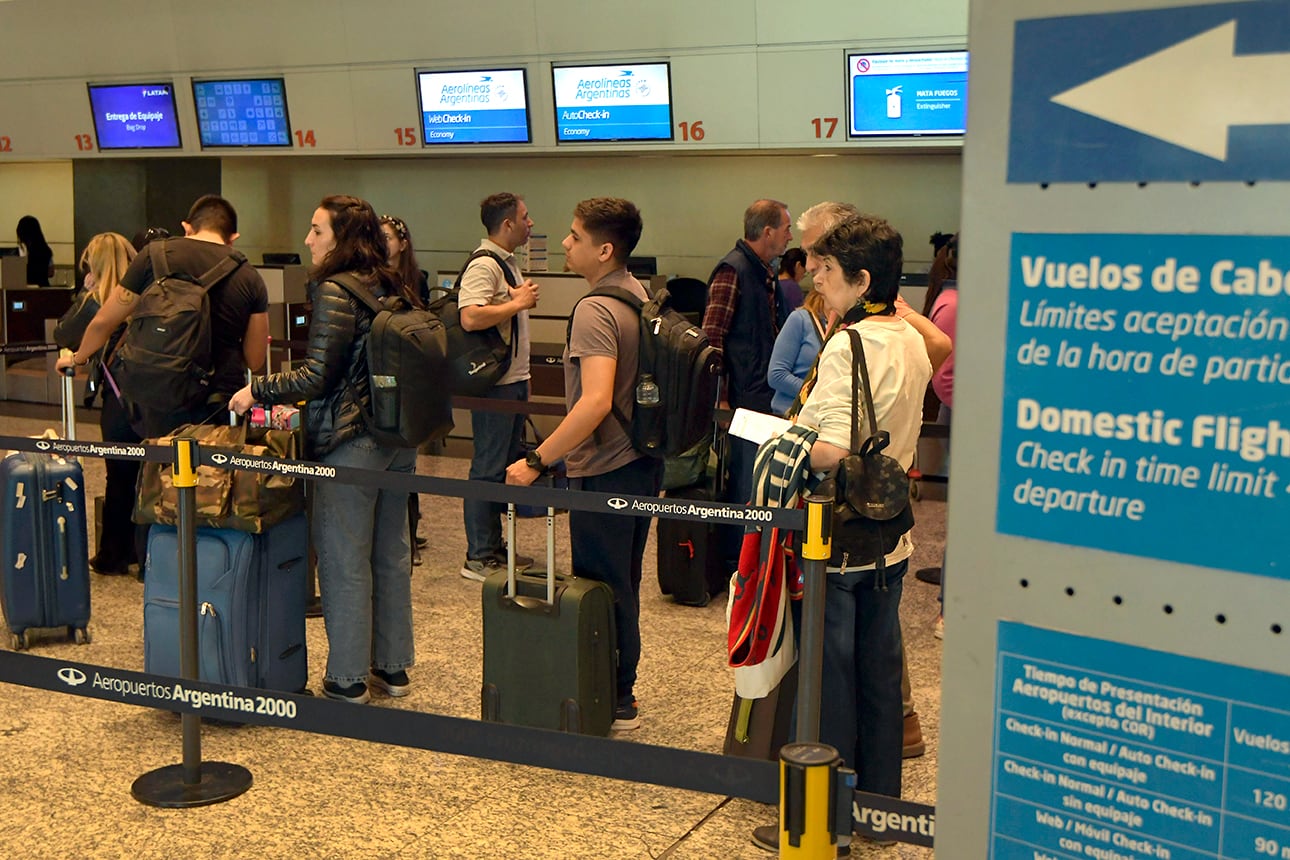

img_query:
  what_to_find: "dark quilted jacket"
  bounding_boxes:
[251,276,373,458]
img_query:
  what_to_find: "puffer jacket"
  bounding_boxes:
[251,274,375,458]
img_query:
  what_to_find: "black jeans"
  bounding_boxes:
[568,456,663,705]
[95,388,146,571]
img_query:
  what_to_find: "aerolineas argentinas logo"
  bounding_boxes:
[57,667,87,687]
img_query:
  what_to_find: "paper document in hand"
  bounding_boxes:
[728,409,793,447]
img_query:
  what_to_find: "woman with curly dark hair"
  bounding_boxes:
[230,195,422,704]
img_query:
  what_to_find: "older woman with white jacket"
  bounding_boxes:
[795,214,931,802]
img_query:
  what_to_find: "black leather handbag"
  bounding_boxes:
[815,327,913,570]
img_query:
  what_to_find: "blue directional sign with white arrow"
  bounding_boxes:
[1009,1,1290,182]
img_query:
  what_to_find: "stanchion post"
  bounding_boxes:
[796,493,832,743]
[778,494,853,858]
[131,437,253,808]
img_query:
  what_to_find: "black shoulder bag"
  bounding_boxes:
[816,327,914,573]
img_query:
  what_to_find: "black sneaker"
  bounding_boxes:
[496,547,534,571]
[369,668,410,697]
[751,824,778,852]
[611,700,640,731]
[322,679,370,704]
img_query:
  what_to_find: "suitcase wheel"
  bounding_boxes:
[71,626,90,645]
[10,632,26,651]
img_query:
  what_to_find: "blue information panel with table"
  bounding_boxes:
[192,78,292,148]
[993,621,1290,860]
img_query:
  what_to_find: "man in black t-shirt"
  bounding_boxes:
[58,195,269,434]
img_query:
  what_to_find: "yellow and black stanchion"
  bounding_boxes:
[132,437,253,808]
[780,494,855,858]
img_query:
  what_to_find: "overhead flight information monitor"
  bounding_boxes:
[846,50,969,138]
[416,68,531,145]
[192,78,292,148]
[86,83,182,150]
[551,62,672,143]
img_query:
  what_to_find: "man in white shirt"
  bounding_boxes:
[458,192,540,581]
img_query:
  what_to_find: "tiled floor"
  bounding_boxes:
[0,405,946,859]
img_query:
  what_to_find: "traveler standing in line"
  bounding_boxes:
[60,232,141,576]
[702,199,793,574]
[766,285,833,417]
[458,192,540,581]
[57,195,270,437]
[16,215,54,286]
[506,197,663,732]
[795,201,950,761]
[751,215,931,852]
[776,246,808,320]
[229,195,418,704]
[381,213,430,565]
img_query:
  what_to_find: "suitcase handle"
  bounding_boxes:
[506,502,558,606]
[59,351,76,442]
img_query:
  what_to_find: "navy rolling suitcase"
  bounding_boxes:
[657,425,727,607]
[656,482,728,607]
[0,372,91,649]
[143,513,309,691]
[481,505,616,735]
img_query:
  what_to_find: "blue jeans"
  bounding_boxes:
[464,380,528,560]
[720,435,758,572]
[818,558,907,797]
[313,434,417,686]
[568,456,663,705]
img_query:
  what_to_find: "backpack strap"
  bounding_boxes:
[844,327,882,453]
[328,272,383,316]
[148,239,170,280]
[453,249,519,291]
[148,238,246,290]
[566,284,649,441]
[452,249,520,353]
[564,284,643,343]
[191,249,246,290]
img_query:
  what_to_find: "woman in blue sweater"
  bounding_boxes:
[766,286,832,416]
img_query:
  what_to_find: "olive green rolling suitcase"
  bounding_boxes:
[480,505,616,736]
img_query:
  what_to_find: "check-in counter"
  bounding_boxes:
[0,285,77,404]
[257,264,310,372]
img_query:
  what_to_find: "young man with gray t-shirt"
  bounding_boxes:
[505,197,663,732]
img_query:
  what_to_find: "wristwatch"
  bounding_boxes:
[525,449,548,475]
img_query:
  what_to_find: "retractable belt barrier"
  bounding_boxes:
[0,341,60,356]
[0,650,779,803]
[0,434,805,530]
[0,422,939,843]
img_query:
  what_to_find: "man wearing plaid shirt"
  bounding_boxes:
[702,199,793,573]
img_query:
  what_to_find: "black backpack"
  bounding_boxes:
[568,283,720,458]
[426,250,519,396]
[113,239,245,412]
[331,273,454,449]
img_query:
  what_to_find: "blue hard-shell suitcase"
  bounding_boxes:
[0,373,91,649]
[143,514,309,692]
